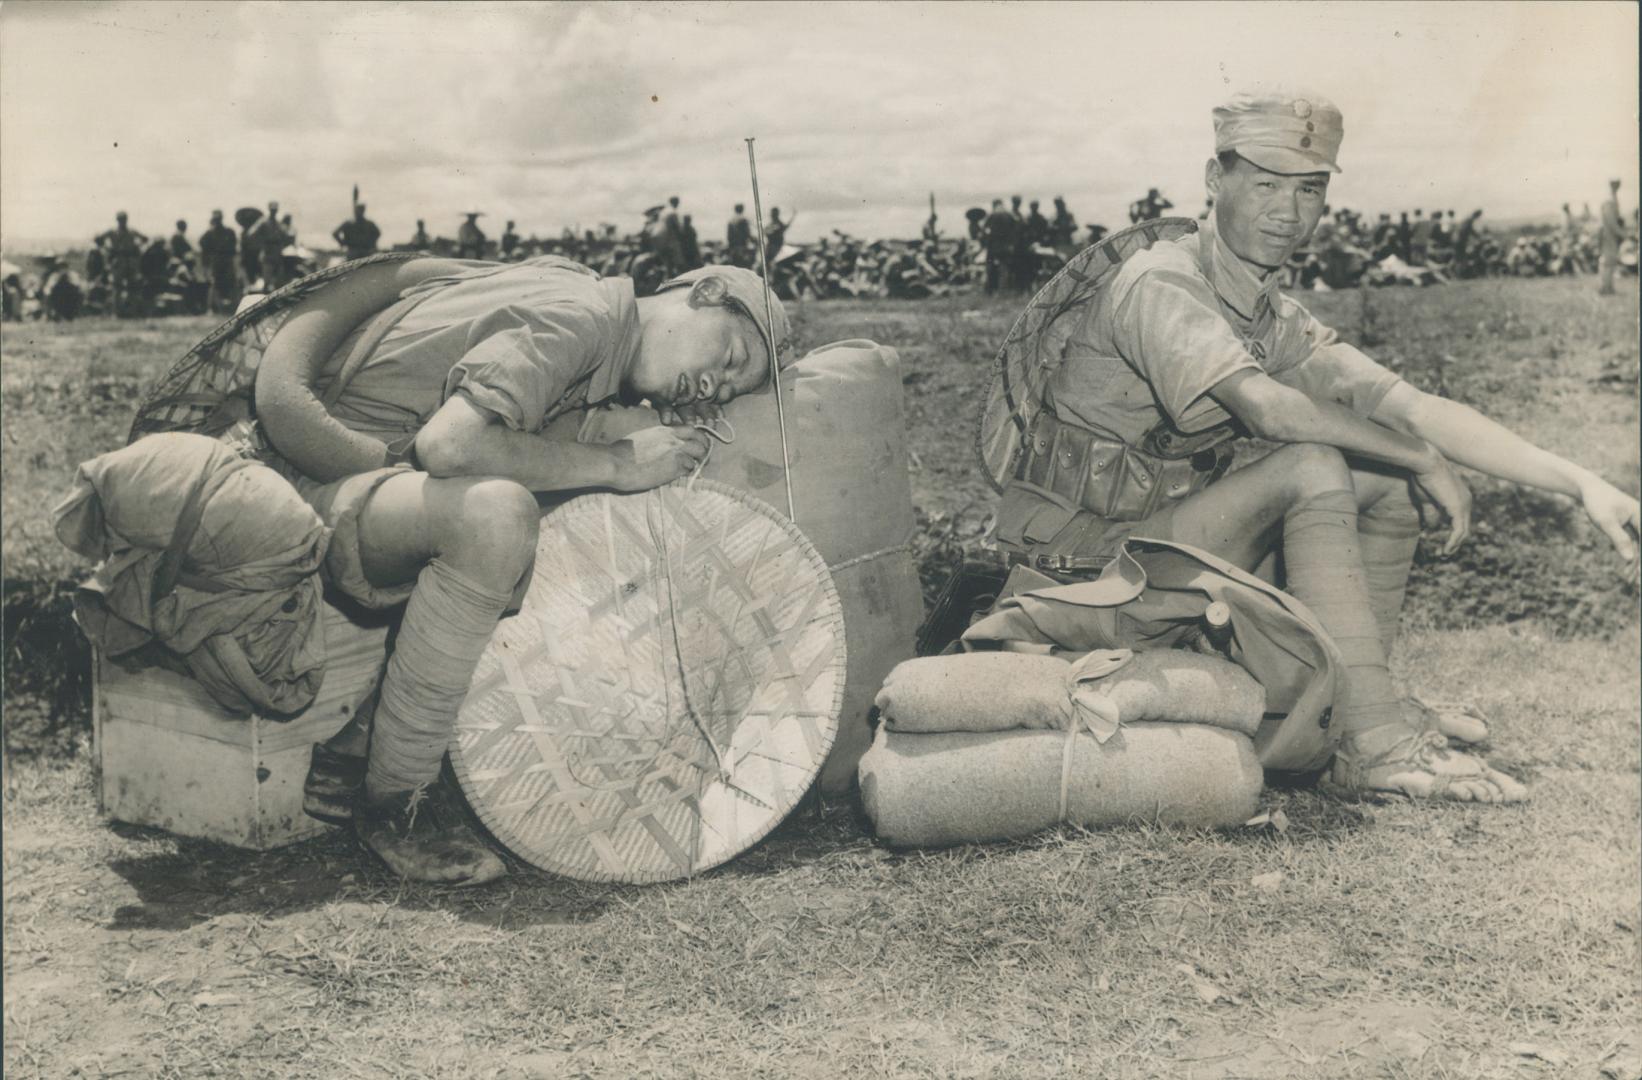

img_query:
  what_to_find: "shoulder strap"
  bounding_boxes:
[150,458,256,603]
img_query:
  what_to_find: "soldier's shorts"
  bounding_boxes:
[294,466,420,610]
[292,464,535,614]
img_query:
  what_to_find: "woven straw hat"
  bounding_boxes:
[975,218,1200,491]
[451,480,847,883]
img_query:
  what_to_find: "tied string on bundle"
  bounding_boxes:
[1056,648,1134,823]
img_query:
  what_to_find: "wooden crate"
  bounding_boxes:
[93,603,389,850]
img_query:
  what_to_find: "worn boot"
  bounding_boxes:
[303,743,368,825]
[355,784,507,886]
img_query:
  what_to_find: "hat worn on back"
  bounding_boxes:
[1213,89,1343,175]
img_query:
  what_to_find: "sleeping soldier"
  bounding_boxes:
[990,90,1639,804]
[252,256,789,884]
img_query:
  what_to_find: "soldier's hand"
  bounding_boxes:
[1412,452,1473,556]
[610,426,710,492]
[656,401,725,428]
[1578,478,1640,566]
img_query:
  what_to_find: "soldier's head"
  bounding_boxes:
[116,211,128,225]
[992,199,1003,210]
[210,210,223,225]
[683,214,692,226]
[176,219,187,233]
[1054,195,1066,207]
[734,203,744,214]
[269,201,280,215]
[1208,89,1339,269]
[628,266,790,410]
[1414,209,1423,218]
[355,203,367,220]
[1010,195,1022,209]
[506,219,515,229]
[1379,213,1390,222]
[1148,187,1161,198]
[1029,200,1040,212]
[417,218,426,229]
[669,196,680,208]
[1612,179,1622,193]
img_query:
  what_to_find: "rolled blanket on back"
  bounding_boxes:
[875,648,1265,737]
[858,723,1263,848]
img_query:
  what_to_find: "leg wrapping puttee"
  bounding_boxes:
[1283,488,1401,738]
[366,559,514,798]
[1357,489,1421,657]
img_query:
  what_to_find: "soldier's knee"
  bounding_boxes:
[467,479,540,544]
[1277,443,1352,497]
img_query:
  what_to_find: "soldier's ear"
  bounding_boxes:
[1205,157,1224,200]
[686,275,729,310]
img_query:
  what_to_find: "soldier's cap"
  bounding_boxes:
[1214,88,1343,174]
[654,266,794,369]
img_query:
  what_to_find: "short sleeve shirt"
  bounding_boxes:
[310,257,639,445]
[1045,218,1404,444]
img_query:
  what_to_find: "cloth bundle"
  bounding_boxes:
[860,648,1267,847]
[54,432,332,715]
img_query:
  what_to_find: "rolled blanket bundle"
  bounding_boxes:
[875,652,1074,733]
[875,648,1265,737]
[858,723,1264,848]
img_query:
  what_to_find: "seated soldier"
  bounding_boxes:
[252,255,788,885]
[991,89,1638,804]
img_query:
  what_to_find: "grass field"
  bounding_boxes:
[3,277,1639,1078]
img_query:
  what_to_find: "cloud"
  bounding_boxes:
[1,0,1636,249]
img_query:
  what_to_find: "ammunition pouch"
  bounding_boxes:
[1012,409,1235,526]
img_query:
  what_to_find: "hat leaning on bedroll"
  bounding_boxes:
[1213,89,1343,175]
[655,265,794,368]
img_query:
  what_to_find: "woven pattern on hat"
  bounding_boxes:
[450,480,846,883]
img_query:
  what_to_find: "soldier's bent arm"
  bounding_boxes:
[256,258,475,479]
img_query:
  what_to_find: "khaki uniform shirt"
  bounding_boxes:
[311,258,639,445]
[1047,217,1403,442]
[997,217,1403,551]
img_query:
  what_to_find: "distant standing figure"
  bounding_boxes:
[500,220,520,259]
[139,237,171,314]
[169,220,194,268]
[1019,199,1050,289]
[1598,179,1624,296]
[96,211,147,317]
[1050,196,1077,252]
[766,207,793,264]
[1128,188,1173,223]
[981,198,1017,294]
[410,219,432,251]
[457,212,487,259]
[726,203,753,267]
[679,214,702,270]
[198,209,240,314]
[252,202,288,290]
[333,203,382,262]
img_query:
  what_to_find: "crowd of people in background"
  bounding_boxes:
[4,180,1636,323]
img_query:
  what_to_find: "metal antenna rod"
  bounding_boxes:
[744,137,797,522]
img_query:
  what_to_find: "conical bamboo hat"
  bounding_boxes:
[975,218,1199,492]
[451,480,846,883]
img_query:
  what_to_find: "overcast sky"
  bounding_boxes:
[1,1,1636,250]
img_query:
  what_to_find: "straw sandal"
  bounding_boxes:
[355,783,506,886]
[1331,729,1528,803]
[1404,695,1490,746]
